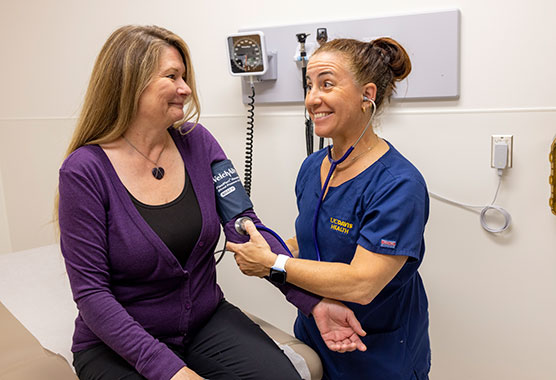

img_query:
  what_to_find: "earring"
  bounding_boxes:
[362,95,370,112]
[362,96,377,117]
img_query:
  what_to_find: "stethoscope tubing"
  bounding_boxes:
[311,102,375,261]
[312,145,354,261]
[254,224,294,258]
[234,217,294,258]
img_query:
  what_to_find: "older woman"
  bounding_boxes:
[228,37,431,379]
[57,25,347,380]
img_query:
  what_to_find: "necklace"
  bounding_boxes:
[123,135,167,180]
[332,140,377,168]
[329,140,378,184]
[345,145,374,163]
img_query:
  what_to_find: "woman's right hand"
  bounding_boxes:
[170,366,204,380]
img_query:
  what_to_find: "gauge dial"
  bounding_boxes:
[232,37,263,73]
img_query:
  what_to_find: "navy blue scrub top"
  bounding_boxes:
[293,141,431,380]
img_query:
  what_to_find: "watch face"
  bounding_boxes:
[269,268,286,284]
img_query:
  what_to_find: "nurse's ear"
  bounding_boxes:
[362,83,377,104]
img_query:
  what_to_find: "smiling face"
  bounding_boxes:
[305,51,372,142]
[136,45,191,128]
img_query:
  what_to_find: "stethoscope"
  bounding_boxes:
[235,97,376,262]
[312,97,376,261]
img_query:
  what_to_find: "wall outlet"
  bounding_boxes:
[491,135,513,168]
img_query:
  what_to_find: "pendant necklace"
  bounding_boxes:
[123,135,168,180]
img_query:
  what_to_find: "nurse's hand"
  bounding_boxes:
[227,220,277,278]
[312,298,367,353]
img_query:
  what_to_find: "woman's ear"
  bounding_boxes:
[362,83,377,102]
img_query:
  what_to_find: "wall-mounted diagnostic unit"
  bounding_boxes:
[227,10,461,190]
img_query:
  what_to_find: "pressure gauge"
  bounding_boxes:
[233,37,262,71]
[226,32,268,76]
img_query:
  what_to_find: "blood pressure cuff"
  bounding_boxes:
[212,159,253,224]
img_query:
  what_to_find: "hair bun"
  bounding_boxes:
[371,37,411,81]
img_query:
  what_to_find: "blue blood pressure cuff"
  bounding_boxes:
[212,159,253,224]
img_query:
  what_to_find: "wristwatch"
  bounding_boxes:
[269,254,289,285]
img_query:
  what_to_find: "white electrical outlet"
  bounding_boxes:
[491,135,513,168]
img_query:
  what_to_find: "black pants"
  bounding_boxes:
[73,300,302,380]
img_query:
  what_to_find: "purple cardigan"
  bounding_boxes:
[58,124,320,380]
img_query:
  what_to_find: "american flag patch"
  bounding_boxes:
[380,239,397,249]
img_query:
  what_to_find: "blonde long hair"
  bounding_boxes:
[55,25,200,224]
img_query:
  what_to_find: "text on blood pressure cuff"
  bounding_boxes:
[212,159,253,223]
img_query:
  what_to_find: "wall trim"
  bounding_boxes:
[1,106,555,122]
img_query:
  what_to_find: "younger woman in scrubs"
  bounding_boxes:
[227,37,430,379]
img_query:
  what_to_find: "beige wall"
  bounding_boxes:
[0,119,73,251]
[1,0,555,379]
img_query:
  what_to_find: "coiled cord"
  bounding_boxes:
[216,83,255,265]
[429,173,511,233]
[244,85,255,197]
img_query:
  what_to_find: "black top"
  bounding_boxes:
[128,169,202,267]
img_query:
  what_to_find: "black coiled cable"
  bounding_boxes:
[244,86,255,197]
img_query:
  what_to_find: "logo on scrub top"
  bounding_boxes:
[329,217,353,235]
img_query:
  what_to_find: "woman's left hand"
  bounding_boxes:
[312,298,367,352]
[226,220,277,277]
